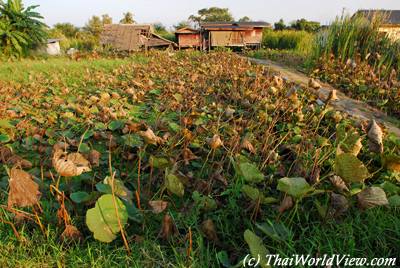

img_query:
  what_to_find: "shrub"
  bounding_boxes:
[310,12,400,78]
[262,29,314,54]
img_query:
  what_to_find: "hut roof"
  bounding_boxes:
[201,21,271,29]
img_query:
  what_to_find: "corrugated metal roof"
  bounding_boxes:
[201,21,271,29]
[355,10,400,25]
[175,27,200,34]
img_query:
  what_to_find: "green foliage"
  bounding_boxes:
[120,12,135,24]
[274,19,286,31]
[86,194,128,243]
[262,29,314,54]
[189,7,233,27]
[277,177,313,199]
[53,23,79,38]
[101,14,112,25]
[174,21,190,30]
[238,16,251,22]
[84,15,103,37]
[310,13,400,78]
[290,18,321,32]
[0,0,47,58]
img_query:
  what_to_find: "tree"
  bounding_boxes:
[189,7,233,27]
[274,19,286,31]
[153,23,167,34]
[174,21,190,30]
[53,23,79,38]
[238,16,251,22]
[84,15,103,37]
[0,0,47,57]
[290,18,320,32]
[120,12,135,24]
[101,14,112,25]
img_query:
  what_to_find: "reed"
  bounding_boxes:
[310,12,400,78]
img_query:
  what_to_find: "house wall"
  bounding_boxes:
[46,42,61,55]
[243,28,263,44]
[210,31,245,47]
[178,34,201,48]
[379,26,400,41]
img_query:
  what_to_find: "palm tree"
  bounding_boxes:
[120,12,135,24]
[0,0,47,57]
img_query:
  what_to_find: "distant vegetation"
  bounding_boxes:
[262,29,313,54]
[0,0,47,58]
[310,13,400,116]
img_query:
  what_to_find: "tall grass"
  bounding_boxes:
[310,12,400,78]
[262,29,314,54]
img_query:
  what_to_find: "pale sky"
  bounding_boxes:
[24,0,400,28]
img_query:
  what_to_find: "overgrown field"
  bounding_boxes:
[1,52,400,267]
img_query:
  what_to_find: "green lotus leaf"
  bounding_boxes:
[86,194,128,243]
[277,177,313,199]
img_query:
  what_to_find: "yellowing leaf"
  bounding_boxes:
[335,153,370,183]
[103,177,133,202]
[165,174,184,197]
[382,155,400,173]
[209,134,223,150]
[86,194,128,243]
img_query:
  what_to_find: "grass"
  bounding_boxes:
[310,13,400,76]
[247,49,308,71]
[1,207,399,267]
[0,54,149,83]
[309,13,400,117]
[1,52,399,267]
[262,29,314,55]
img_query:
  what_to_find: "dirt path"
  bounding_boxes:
[247,57,400,137]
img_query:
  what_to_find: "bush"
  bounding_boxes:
[262,29,314,54]
[310,13,400,78]
[0,0,47,58]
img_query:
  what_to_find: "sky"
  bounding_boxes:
[24,0,400,28]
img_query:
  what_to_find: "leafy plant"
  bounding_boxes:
[0,0,47,57]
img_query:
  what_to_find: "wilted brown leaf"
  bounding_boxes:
[183,148,198,165]
[367,120,383,154]
[139,128,163,145]
[53,149,91,177]
[60,225,83,243]
[328,193,349,217]
[329,175,349,192]
[241,138,256,154]
[88,150,101,167]
[209,134,223,150]
[308,78,321,90]
[159,214,177,240]
[278,195,293,213]
[8,167,41,208]
[201,219,219,243]
[148,200,168,214]
[0,146,32,169]
[357,187,389,209]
